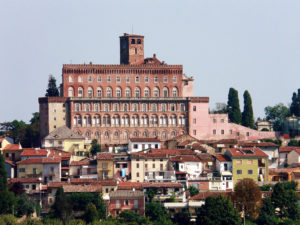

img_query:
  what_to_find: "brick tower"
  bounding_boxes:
[120,33,144,65]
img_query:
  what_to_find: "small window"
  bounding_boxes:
[236,160,242,165]
[193,106,196,111]
[152,164,155,168]
[236,132,240,137]
[247,160,253,165]
[126,76,130,83]
[246,132,250,137]
[107,76,111,83]
[193,119,196,124]
[221,130,224,134]
[97,76,102,82]
[221,119,225,123]
[145,76,149,83]
[248,170,253,174]
[133,144,138,149]
[88,76,92,82]
[163,76,168,83]
[237,170,242,174]
[154,77,158,83]
[136,163,139,168]
[116,76,121,83]
[137,39,141,44]
[213,118,216,123]
[213,129,216,135]
[135,76,139,83]
[193,130,196,135]
[229,130,233,134]
[136,172,139,177]
[131,39,136,44]
[173,76,177,83]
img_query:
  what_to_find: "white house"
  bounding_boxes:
[279,147,300,168]
[128,138,161,153]
[287,149,300,166]
[170,155,203,180]
[214,154,233,191]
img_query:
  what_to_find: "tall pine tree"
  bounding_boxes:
[242,90,255,129]
[290,89,300,117]
[227,88,242,124]
[45,75,59,97]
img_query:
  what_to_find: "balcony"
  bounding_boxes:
[144,171,176,182]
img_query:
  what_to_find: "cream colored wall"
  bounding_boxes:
[0,139,11,152]
[48,102,67,134]
[97,160,114,180]
[18,164,43,178]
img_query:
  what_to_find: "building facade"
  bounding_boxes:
[39,33,278,144]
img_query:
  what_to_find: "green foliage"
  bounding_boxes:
[256,198,278,225]
[165,192,176,202]
[20,218,44,225]
[271,182,300,220]
[46,75,59,97]
[83,203,98,224]
[15,194,34,217]
[242,90,255,129]
[288,139,300,147]
[187,185,199,197]
[90,139,102,156]
[290,89,300,117]
[196,195,241,225]
[172,209,190,225]
[0,214,17,225]
[118,210,150,225]
[147,189,156,202]
[145,201,171,223]
[9,182,25,195]
[0,153,15,215]
[262,139,282,146]
[227,88,242,124]
[260,184,274,191]
[234,178,262,219]
[49,187,72,224]
[265,103,290,131]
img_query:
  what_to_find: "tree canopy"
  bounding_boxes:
[290,89,300,117]
[45,75,59,97]
[187,186,199,197]
[227,88,242,124]
[90,139,102,156]
[196,195,241,225]
[264,103,290,131]
[242,90,255,129]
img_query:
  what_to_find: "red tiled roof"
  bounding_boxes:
[118,182,143,190]
[149,148,196,156]
[177,140,190,147]
[189,191,233,201]
[98,179,117,186]
[5,160,15,166]
[215,154,231,162]
[228,148,268,158]
[47,182,65,188]
[63,184,102,193]
[197,153,214,161]
[48,149,72,159]
[97,152,114,160]
[142,182,183,188]
[4,144,21,151]
[131,152,167,159]
[269,168,300,174]
[70,159,91,166]
[239,142,278,147]
[170,155,201,162]
[17,157,61,164]
[21,149,48,157]
[9,178,40,183]
[129,138,160,143]
[279,146,300,153]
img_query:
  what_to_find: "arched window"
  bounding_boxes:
[152,104,157,112]
[78,116,82,124]
[95,131,100,137]
[85,104,90,112]
[180,104,185,112]
[113,104,119,111]
[86,132,90,137]
[75,103,80,112]
[116,87,122,97]
[137,39,141,44]
[78,87,84,97]
[131,39,136,44]
[124,131,128,140]
[73,117,77,125]
[162,131,167,139]
[78,76,83,83]
[143,131,148,137]
[133,104,138,112]
[88,87,93,97]
[142,104,147,112]
[114,131,119,137]
[124,104,128,112]
[87,116,91,124]
[144,87,150,97]
[68,87,74,97]
[97,87,102,97]
[106,87,112,97]
[171,131,176,138]
[135,87,140,98]
[161,104,166,112]
[125,88,131,97]
[153,87,159,97]
[94,104,99,112]
[163,87,169,97]
[133,131,138,137]
[104,104,109,112]
[153,131,157,137]
[69,76,73,83]
[104,131,109,139]
[171,104,176,111]
[172,87,178,97]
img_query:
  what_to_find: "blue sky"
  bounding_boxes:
[0,0,299,122]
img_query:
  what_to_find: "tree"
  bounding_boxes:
[242,90,255,129]
[49,187,72,224]
[196,195,241,225]
[264,103,290,131]
[290,89,300,117]
[288,139,300,147]
[187,186,199,197]
[93,192,106,220]
[118,210,150,225]
[147,189,156,202]
[0,153,15,214]
[90,139,102,156]
[256,198,278,225]
[9,182,25,195]
[45,75,59,97]
[83,203,98,224]
[234,178,262,219]
[271,182,300,220]
[227,88,242,124]
[15,194,34,217]
[145,202,170,222]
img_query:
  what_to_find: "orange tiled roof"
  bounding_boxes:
[9,178,40,183]
[21,149,48,157]
[5,160,15,166]
[239,142,278,147]
[170,155,201,162]
[129,138,160,143]
[279,146,300,153]
[97,152,114,160]
[4,144,21,151]
[228,148,268,158]
[17,157,61,164]
[189,191,232,201]
[215,154,231,162]
[70,159,91,166]
[149,148,196,156]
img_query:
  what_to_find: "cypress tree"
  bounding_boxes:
[45,75,59,97]
[227,88,242,124]
[290,89,300,117]
[242,90,255,129]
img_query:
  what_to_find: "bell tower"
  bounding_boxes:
[120,33,144,65]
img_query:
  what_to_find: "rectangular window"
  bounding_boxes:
[163,76,168,83]
[33,168,37,174]
[133,144,138,149]
[116,200,120,208]
[145,76,149,83]
[154,77,158,83]
[102,163,108,169]
[88,76,92,82]
[107,76,111,83]
[134,200,138,208]
[221,130,224,134]
[19,168,25,172]
[173,76,177,83]
[116,76,121,83]
[237,170,242,174]
[236,132,240,137]
[136,163,139,168]
[193,106,196,111]
[160,164,163,170]
[247,160,253,165]
[193,119,196,124]
[135,76,139,83]
[246,132,250,137]
[136,172,139,177]
[193,130,196,135]
[116,163,120,168]
[153,164,155,169]
[248,170,253,174]
[213,130,216,135]
[236,160,242,165]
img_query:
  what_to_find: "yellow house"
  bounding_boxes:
[42,126,90,160]
[97,153,114,180]
[0,137,14,153]
[225,147,269,186]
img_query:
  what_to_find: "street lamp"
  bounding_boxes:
[38,177,42,209]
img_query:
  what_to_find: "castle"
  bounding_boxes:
[39,33,278,144]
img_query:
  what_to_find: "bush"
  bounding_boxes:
[0,214,17,225]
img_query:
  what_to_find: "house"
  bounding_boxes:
[0,136,14,153]
[164,134,200,149]
[5,160,15,178]
[17,157,61,183]
[21,148,49,160]
[128,138,161,153]
[239,142,279,169]
[225,147,269,185]
[109,190,145,216]
[170,155,203,180]
[205,139,238,154]
[130,151,175,182]
[214,154,233,191]
[279,147,300,168]
[2,144,22,162]
[97,153,114,180]
[287,149,300,166]
[9,178,43,194]
[113,153,131,181]
[42,126,89,160]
